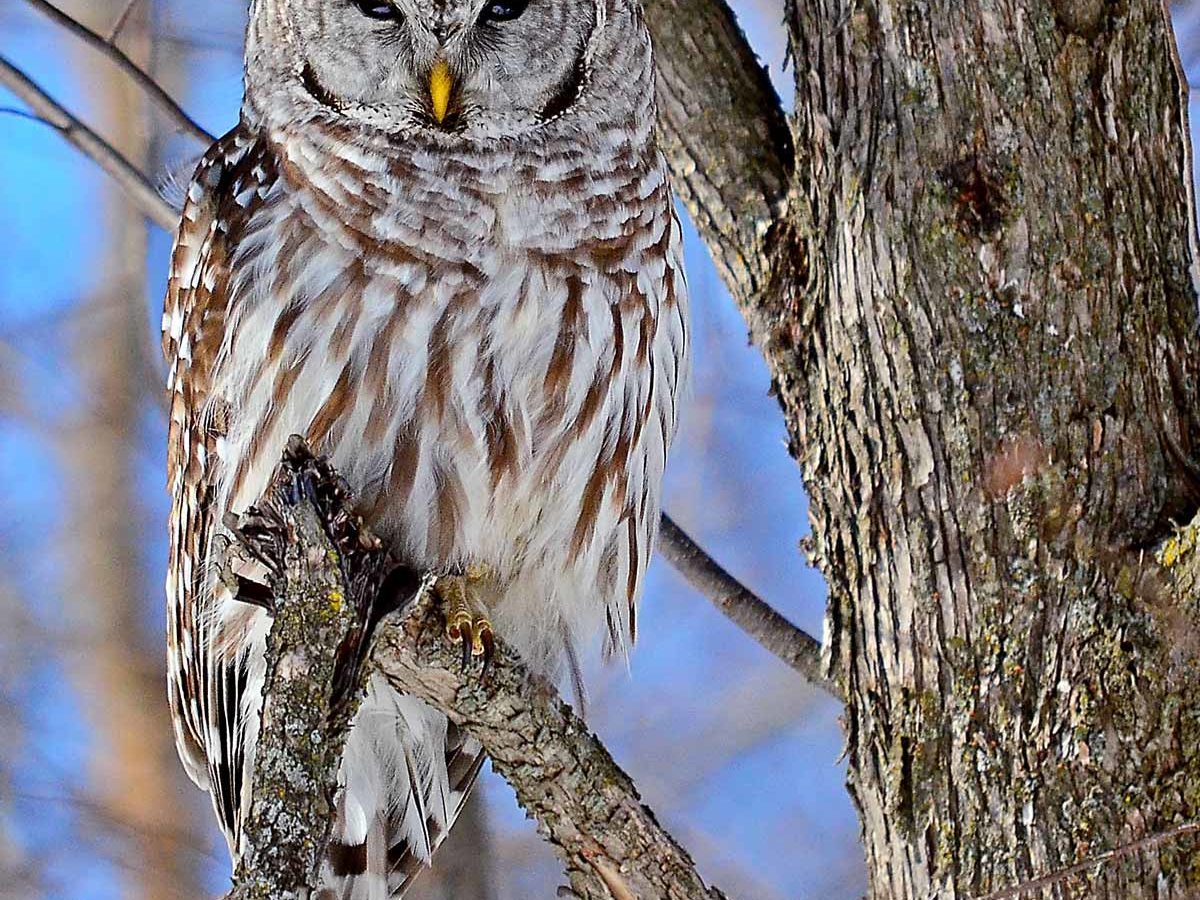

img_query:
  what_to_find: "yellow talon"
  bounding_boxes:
[435,570,494,666]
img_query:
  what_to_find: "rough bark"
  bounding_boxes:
[644,0,801,344]
[229,503,353,899]
[229,443,729,900]
[763,0,1200,896]
[227,442,394,899]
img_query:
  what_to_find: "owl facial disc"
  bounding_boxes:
[244,0,626,141]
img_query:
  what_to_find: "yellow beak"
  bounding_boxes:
[429,59,453,124]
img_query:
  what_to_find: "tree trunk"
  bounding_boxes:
[755,0,1200,896]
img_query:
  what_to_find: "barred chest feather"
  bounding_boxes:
[193,119,688,670]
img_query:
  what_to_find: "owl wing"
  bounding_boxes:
[166,128,488,894]
[597,192,690,663]
[163,124,274,845]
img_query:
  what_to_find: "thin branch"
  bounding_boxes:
[0,106,48,125]
[21,0,212,145]
[658,514,837,697]
[106,0,141,45]
[0,54,176,230]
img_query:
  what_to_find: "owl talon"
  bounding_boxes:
[479,626,495,671]
[435,572,494,671]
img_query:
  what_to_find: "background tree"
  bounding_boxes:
[2,2,210,897]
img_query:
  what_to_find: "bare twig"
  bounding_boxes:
[973,821,1200,900]
[658,515,837,697]
[0,55,176,230]
[21,0,212,145]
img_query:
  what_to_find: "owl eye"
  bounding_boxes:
[477,0,528,24]
[352,0,402,20]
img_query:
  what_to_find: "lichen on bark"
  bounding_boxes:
[225,442,394,900]
[230,513,355,899]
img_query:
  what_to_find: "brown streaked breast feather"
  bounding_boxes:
[308,363,355,450]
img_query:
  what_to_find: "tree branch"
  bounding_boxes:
[229,442,730,900]
[644,0,800,337]
[657,515,836,697]
[0,54,176,230]
[21,0,212,145]
[225,441,395,899]
[106,0,142,45]
[376,589,730,900]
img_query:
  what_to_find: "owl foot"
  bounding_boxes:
[435,568,495,670]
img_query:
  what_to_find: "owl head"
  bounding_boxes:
[243,0,650,142]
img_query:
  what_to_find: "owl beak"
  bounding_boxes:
[429,58,454,125]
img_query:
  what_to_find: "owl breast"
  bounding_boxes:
[206,125,687,669]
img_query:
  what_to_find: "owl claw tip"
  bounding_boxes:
[480,628,495,673]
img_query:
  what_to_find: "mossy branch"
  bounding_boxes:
[225,440,396,899]
[227,440,729,900]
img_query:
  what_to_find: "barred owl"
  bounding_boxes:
[163,0,688,894]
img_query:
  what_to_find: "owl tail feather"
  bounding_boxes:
[317,673,485,899]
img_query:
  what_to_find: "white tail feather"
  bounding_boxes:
[321,673,484,898]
